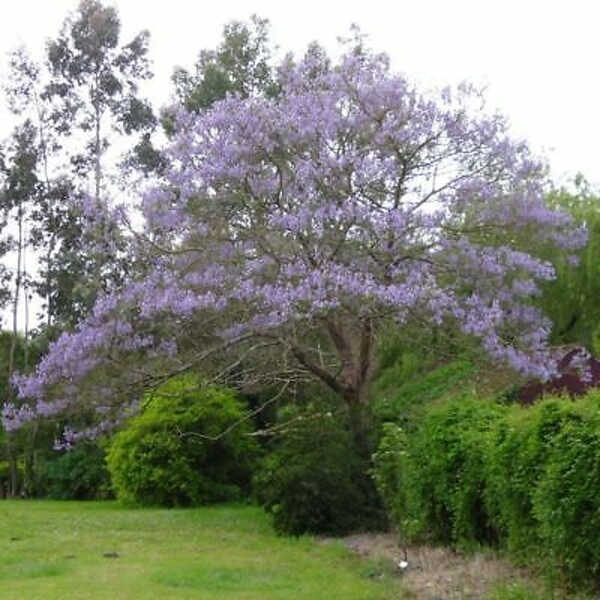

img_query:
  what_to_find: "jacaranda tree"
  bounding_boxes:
[3,42,584,449]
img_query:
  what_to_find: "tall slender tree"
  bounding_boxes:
[0,122,39,496]
[0,122,38,398]
[45,0,155,200]
[172,15,277,114]
[4,1,158,328]
[5,47,61,328]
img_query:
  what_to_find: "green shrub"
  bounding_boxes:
[532,394,600,586]
[372,358,476,431]
[371,422,410,532]
[254,405,385,536]
[43,443,111,500]
[487,394,600,587]
[485,400,573,558]
[403,397,503,546]
[107,374,258,506]
[375,389,600,590]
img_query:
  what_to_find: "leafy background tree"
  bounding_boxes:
[539,177,600,349]
[0,0,160,496]
[172,15,277,114]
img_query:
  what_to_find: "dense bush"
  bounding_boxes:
[370,422,412,533]
[374,397,504,546]
[485,401,568,558]
[530,401,600,585]
[107,374,258,506]
[43,443,111,500]
[254,404,385,536]
[374,391,600,589]
[486,396,600,585]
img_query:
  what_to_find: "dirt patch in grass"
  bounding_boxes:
[337,533,540,599]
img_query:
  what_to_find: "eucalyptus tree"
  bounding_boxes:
[0,122,39,496]
[45,0,155,199]
[173,15,277,114]
[4,1,158,327]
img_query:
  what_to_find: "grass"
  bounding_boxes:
[0,501,404,599]
[488,579,595,600]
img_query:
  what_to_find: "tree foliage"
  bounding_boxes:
[539,179,600,348]
[45,0,155,195]
[3,0,156,328]
[173,15,276,113]
[5,40,582,444]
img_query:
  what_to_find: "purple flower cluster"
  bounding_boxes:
[3,43,585,435]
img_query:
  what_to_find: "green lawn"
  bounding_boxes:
[0,501,404,599]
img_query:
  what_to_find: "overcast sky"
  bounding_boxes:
[0,0,598,329]
[0,0,599,186]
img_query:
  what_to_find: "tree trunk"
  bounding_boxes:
[34,88,54,328]
[8,199,23,397]
[7,435,18,498]
[7,198,24,498]
[344,388,374,461]
[23,423,38,498]
[94,85,102,202]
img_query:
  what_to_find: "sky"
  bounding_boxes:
[0,0,599,186]
[0,0,598,328]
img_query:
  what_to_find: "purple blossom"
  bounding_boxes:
[4,41,585,436]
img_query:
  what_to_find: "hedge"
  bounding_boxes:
[373,390,600,590]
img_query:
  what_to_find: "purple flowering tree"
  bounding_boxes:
[3,43,584,446]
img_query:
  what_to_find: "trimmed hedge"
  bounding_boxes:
[373,390,600,589]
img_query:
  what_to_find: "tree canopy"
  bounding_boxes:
[3,41,583,441]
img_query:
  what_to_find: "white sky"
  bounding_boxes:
[1,0,599,186]
[0,0,598,329]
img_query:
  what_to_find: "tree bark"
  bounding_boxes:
[8,198,23,398]
[7,198,23,498]
[343,388,374,460]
